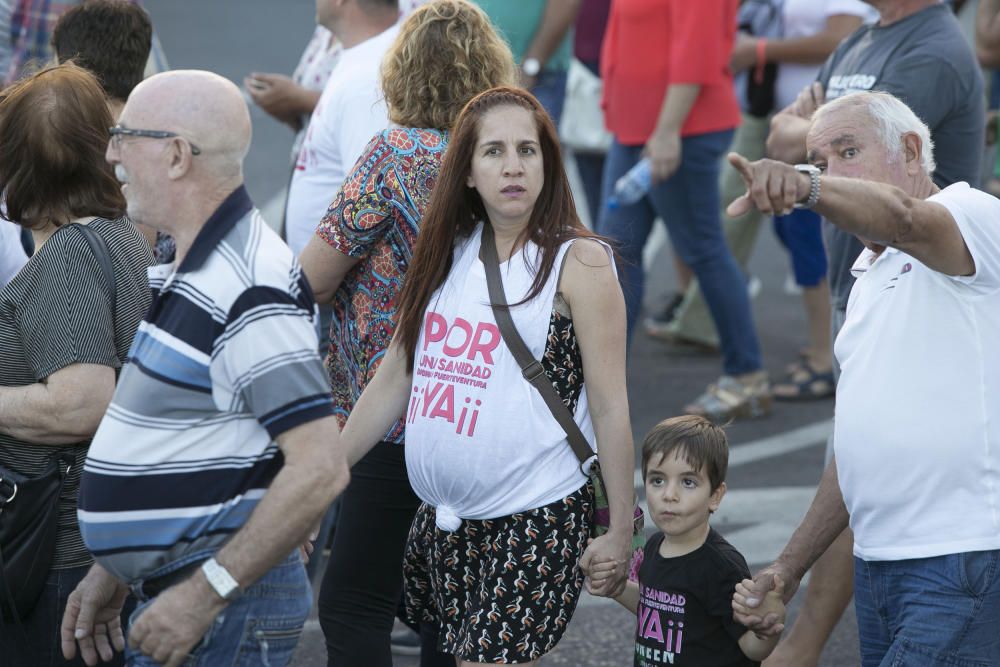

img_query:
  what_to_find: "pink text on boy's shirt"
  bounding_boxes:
[637,584,685,660]
[638,604,684,653]
[422,311,501,364]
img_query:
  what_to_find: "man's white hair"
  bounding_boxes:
[813,90,936,175]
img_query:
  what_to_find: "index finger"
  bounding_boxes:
[727,152,754,181]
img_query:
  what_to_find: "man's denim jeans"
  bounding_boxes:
[854,551,1000,666]
[126,552,310,667]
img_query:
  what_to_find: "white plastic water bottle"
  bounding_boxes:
[607,158,652,210]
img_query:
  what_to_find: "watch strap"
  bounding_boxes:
[793,165,821,209]
[201,557,240,600]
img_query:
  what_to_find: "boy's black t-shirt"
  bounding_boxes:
[634,528,757,667]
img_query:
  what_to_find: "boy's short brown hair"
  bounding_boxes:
[641,415,729,491]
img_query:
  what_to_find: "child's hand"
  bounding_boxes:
[579,538,618,576]
[583,558,619,596]
[736,575,787,634]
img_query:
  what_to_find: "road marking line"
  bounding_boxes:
[632,419,831,490]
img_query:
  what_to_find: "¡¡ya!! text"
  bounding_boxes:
[409,311,501,437]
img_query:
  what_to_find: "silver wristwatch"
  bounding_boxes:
[521,57,541,78]
[793,164,821,209]
[201,557,240,600]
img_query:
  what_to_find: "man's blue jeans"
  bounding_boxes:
[854,551,1000,666]
[126,552,310,667]
[597,133,762,375]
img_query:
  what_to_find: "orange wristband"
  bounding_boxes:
[754,38,768,84]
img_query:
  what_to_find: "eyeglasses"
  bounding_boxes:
[108,125,202,155]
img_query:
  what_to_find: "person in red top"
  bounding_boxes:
[599,0,769,421]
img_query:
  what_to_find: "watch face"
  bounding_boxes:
[522,58,541,77]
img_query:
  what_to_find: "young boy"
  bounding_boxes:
[587,415,786,666]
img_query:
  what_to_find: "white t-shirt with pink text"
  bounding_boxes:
[405,225,598,531]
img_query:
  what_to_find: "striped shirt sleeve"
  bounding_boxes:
[216,280,334,439]
[18,225,118,380]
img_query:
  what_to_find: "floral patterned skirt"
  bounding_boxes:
[402,482,593,663]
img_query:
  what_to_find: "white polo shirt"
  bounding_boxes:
[834,182,1000,561]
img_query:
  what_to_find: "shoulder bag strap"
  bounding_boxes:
[62,222,117,318]
[479,224,594,466]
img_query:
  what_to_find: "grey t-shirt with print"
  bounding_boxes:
[815,3,984,310]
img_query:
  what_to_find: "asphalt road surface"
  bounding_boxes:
[145,2,857,664]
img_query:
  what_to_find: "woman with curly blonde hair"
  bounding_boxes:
[299,1,516,664]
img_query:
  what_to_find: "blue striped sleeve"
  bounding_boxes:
[218,285,334,439]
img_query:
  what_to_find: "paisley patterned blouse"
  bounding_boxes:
[317,127,447,442]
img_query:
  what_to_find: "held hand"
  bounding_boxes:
[579,533,630,598]
[645,129,682,183]
[732,562,799,636]
[735,575,787,635]
[790,81,825,120]
[581,543,620,597]
[299,526,320,565]
[61,564,129,666]
[127,576,227,667]
[729,32,757,75]
[726,152,811,217]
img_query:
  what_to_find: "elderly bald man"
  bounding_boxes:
[730,90,1000,667]
[60,70,349,667]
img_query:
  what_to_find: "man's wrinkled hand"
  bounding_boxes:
[126,576,226,667]
[731,562,799,637]
[726,153,811,217]
[61,564,129,666]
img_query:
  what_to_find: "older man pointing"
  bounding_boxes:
[731,90,1000,666]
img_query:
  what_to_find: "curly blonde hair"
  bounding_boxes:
[381,0,517,131]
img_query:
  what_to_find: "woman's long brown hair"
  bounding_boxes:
[395,86,604,366]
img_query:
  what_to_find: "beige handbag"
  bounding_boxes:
[559,59,612,154]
